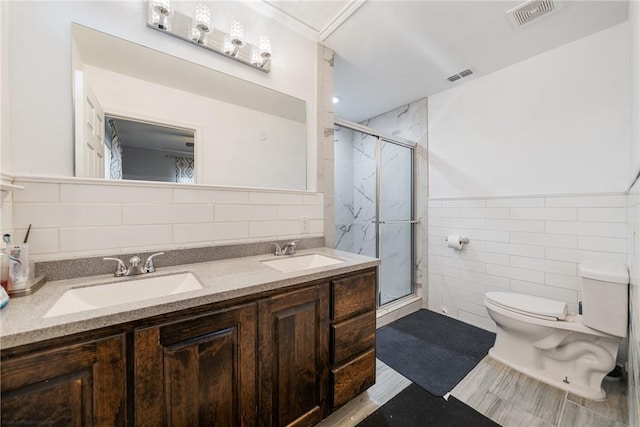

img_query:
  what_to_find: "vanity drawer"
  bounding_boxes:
[331,270,376,322]
[331,348,376,408]
[331,310,376,365]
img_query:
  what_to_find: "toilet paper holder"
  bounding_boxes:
[445,236,470,244]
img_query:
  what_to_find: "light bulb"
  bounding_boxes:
[223,35,234,55]
[229,20,245,47]
[194,4,211,33]
[258,35,271,59]
[152,0,171,16]
[251,47,262,66]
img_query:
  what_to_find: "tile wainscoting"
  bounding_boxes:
[627,177,640,426]
[8,177,324,262]
[427,193,628,332]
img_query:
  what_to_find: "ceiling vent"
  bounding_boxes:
[446,68,473,83]
[507,0,561,29]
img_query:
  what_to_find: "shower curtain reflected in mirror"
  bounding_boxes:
[334,123,415,306]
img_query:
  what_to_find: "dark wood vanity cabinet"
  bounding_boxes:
[133,303,258,427]
[0,267,377,426]
[258,284,330,427]
[329,270,377,409]
[1,334,127,426]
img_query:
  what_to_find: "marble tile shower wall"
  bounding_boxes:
[11,180,324,261]
[428,194,627,332]
[627,178,640,427]
[334,99,429,304]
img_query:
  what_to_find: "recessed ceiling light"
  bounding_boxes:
[332,96,341,104]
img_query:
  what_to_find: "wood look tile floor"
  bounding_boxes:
[320,357,629,427]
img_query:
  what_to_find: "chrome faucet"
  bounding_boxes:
[270,240,298,256]
[104,252,165,277]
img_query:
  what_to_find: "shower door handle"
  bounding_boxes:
[370,219,421,224]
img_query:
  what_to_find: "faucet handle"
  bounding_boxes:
[104,257,127,276]
[270,242,283,256]
[144,252,165,273]
[285,240,299,254]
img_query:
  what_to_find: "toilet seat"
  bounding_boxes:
[485,291,568,321]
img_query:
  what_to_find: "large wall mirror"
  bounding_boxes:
[71,23,307,190]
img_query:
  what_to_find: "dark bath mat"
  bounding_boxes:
[357,383,500,427]
[376,309,495,396]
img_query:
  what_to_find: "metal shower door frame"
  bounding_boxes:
[334,118,417,307]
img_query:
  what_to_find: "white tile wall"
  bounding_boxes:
[626,178,640,426]
[12,179,324,261]
[428,194,627,332]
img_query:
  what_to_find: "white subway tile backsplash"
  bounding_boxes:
[486,197,545,208]
[249,220,300,238]
[578,235,626,253]
[303,193,324,206]
[60,225,172,252]
[277,205,323,220]
[510,232,577,249]
[173,222,249,243]
[464,228,511,242]
[545,221,627,238]
[442,217,486,229]
[248,192,304,205]
[458,311,496,332]
[13,182,59,203]
[510,280,578,304]
[460,208,510,219]
[459,249,510,266]
[544,195,627,207]
[545,273,581,290]
[428,200,443,208]
[17,228,59,255]
[14,204,122,228]
[215,205,278,222]
[485,219,545,233]
[578,207,626,223]
[429,207,460,218]
[510,256,576,276]
[441,199,486,208]
[61,184,172,204]
[486,264,545,284]
[172,188,248,204]
[544,247,625,263]
[510,207,577,221]
[123,205,213,225]
[486,242,545,258]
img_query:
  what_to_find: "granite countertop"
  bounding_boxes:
[0,248,380,350]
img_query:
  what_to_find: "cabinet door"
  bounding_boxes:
[134,303,257,427]
[258,284,330,427]
[1,334,126,426]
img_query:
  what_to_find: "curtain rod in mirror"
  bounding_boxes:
[148,1,271,73]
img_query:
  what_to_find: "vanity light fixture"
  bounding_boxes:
[192,4,212,45]
[151,0,172,30]
[145,1,272,73]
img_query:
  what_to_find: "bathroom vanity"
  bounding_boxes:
[0,249,378,426]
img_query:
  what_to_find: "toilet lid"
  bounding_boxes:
[486,291,568,321]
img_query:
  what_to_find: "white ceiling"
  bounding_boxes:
[265,0,629,123]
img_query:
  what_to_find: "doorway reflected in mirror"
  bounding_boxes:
[105,116,195,184]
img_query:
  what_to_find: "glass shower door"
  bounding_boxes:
[377,140,414,305]
[334,122,416,308]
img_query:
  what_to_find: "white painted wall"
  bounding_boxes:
[428,23,630,198]
[6,1,317,189]
[85,66,306,190]
[630,0,640,185]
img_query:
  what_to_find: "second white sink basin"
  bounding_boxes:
[261,253,344,273]
[44,272,202,318]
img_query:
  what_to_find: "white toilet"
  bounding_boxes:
[484,259,629,401]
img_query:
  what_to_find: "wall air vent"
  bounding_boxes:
[507,0,561,29]
[446,68,473,83]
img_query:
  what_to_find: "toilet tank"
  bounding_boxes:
[579,259,629,337]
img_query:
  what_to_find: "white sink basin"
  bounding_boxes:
[261,253,344,273]
[44,272,202,318]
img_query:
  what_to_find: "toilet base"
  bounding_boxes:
[487,348,607,401]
